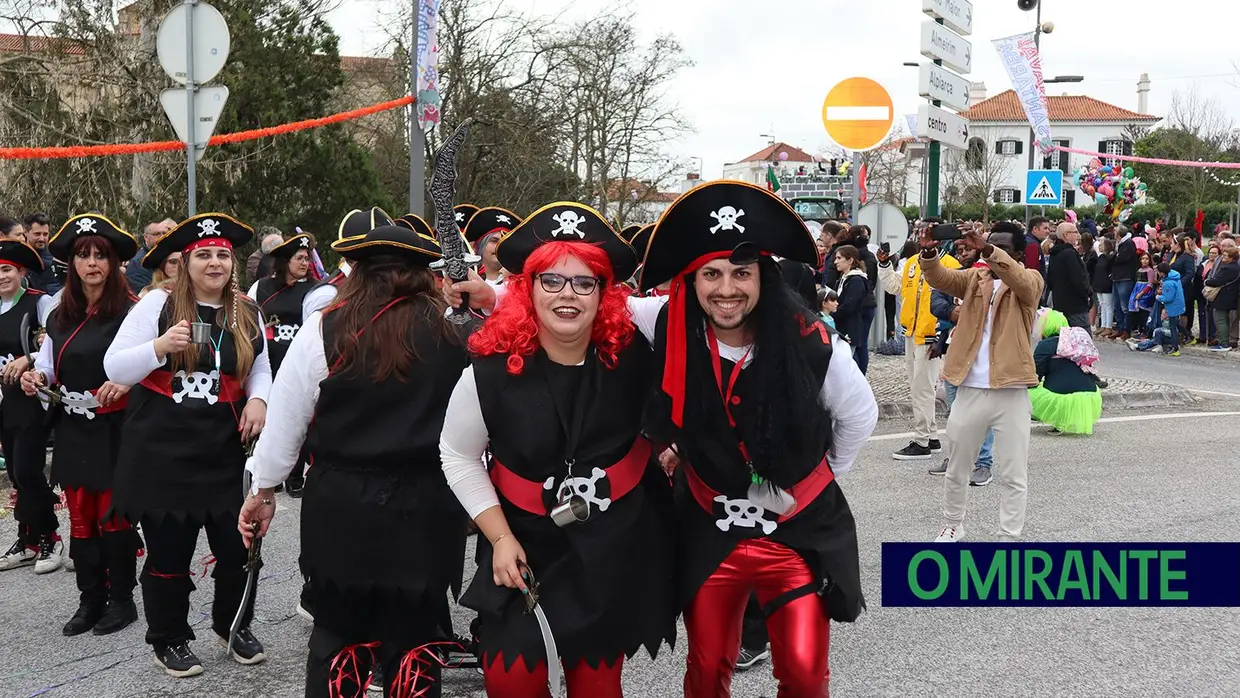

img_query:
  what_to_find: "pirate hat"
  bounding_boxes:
[496,202,636,281]
[621,224,643,242]
[0,239,45,272]
[393,214,434,239]
[332,225,441,266]
[628,224,655,260]
[143,213,253,270]
[463,207,522,244]
[49,213,139,263]
[337,207,394,241]
[269,232,314,259]
[453,204,480,229]
[638,180,816,290]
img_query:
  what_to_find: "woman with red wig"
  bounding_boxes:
[22,214,144,636]
[440,203,674,698]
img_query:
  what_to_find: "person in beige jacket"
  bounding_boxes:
[919,221,1044,542]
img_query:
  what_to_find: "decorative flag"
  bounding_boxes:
[858,162,869,204]
[416,0,442,130]
[766,165,781,193]
[993,31,1051,153]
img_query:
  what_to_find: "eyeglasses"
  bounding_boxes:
[537,273,600,295]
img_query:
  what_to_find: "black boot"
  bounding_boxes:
[94,529,142,635]
[63,537,106,636]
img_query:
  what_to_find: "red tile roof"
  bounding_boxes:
[340,55,394,73]
[0,33,85,55]
[733,142,817,164]
[962,90,1160,123]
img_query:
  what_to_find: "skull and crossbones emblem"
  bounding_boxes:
[714,495,777,534]
[709,207,746,234]
[298,237,310,248]
[550,210,587,239]
[172,370,219,405]
[196,219,220,238]
[75,218,98,234]
[545,467,611,513]
[496,214,512,224]
[0,354,12,372]
[59,387,97,419]
[274,324,299,342]
[455,211,466,223]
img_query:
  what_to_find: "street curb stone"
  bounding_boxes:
[876,387,1199,422]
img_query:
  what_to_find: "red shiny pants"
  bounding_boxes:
[483,653,624,698]
[684,539,830,698]
[64,488,130,539]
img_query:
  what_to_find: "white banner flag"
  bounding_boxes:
[416,0,441,130]
[992,31,1051,153]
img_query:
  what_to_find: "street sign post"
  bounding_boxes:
[820,77,895,152]
[918,63,970,112]
[921,0,973,36]
[919,19,972,75]
[917,104,970,150]
[159,86,229,162]
[1025,169,1064,206]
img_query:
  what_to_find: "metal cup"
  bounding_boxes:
[190,321,213,345]
[549,494,590,527]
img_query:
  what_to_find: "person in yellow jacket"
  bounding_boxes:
[877,223,960,461]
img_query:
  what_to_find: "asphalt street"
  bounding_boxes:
[1094,339,1240,396]
[3,402,1238,698]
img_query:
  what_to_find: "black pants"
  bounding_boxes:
[740,593,769,652]
[139,514,253,648]
[2,419,56,539]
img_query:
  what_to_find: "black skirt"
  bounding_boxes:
[50,409,125,493]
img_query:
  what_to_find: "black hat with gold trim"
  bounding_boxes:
[628,224,654,261]
[621,224,642,242]
[0,239,45,272]
[143,213,253,270]
[332,225,441,266]
[640,180,817,426]
[393,214,434,239]
[337,207,394,241]
[463,207,521,244]
[269,232,314,259]
[50,213,139,263]
[453,204,480,229]
[496,202,636,281]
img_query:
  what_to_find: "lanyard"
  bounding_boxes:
[198,311,224,393]
[54,307,99,378]
[704,324,757,479]
[541,350,595,479]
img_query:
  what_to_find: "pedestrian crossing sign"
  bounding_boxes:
[1025,169,1063,206]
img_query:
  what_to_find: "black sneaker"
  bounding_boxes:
[285,480,304,499]
[154,641,204,678]
[93,598,138,635]
[736,645,770,671]
[928,439,943,453]
[892,441,932,461]
[216,626,267,665]
[367,663,384,693]
[63,601,106,636]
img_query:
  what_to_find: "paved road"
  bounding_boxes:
[1093,338,1240,396]
[3,406,1240,698]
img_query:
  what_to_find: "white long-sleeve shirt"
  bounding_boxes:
[102,288,272,402]
[439,293,879,518]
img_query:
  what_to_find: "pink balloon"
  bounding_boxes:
[779,151,789,161]
[1099,183,1114,198]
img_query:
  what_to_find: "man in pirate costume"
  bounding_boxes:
[0,239,61,574]
[104,213,272,677]
[462,207,522,286]
[23,214,144,635]
[247,232,317,497]
[239,224,474,697]
[453,203,480,232]
[302,208,394,319]
[440,203,675,698]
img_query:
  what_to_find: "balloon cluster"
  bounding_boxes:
[1074,158,1148,221]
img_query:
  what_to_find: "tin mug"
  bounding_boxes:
[190,321,213,345]
[549,494,590,527]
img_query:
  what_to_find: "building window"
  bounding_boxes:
[966,137,985,170]
[1099,139,1133,168]
[998,188,1017,204]
[1043,139,1070,173]
[995,139,1023,156]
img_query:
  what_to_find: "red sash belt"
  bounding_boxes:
[490,437,652,516]
[139,369,245,403]
[93,390,127,415]
[684,457,835,525]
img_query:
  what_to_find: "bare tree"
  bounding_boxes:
[941,136,1015,223]
[1167,87,1235,150]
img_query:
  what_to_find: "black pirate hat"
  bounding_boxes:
[629,224,655,261]
[453,204,480,230]
[269,232,314,259]
[337,207,394,241]
[332,225,441,266]
[50,213,139,263]
[0,239,44,272]
[393,214,434,239]
[496,202,636,281]
[639,180,816,290]
[463,207,522,243]
[621,224,643,242]
[143,213,253,270]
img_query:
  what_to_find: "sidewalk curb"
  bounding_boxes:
[877,387,1199,422]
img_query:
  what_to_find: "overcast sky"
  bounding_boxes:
[327,0,1240,181]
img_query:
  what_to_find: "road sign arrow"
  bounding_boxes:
[160,86,229,161]
[964,45,971,66]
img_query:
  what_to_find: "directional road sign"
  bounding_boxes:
[917,104,970,150]
[160,86,229,161]
[156,2,231,85]
[922,0,973,36]
[919,19,972,75]
[918,63,971,112]
[1025,169,1064,206]
[820,77,895,152]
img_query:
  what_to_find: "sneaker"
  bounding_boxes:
[1168,349,1181,356]
[0,539,36,571]
[217,626,266,665]
[735,645,770,671]
[62,600,106,637]
[368,664,385,693]
[1150,346,1164,355]
[934,525,965,543]
[928,458,948,476]
[969,467,992,487]
[892,441,932,461]
[1210,345,1231,352]
[444,632,480,668]
[93,598,138,635]
[285,480,304,499]
[1047,427,1062,435]
[34,536,64,574]
[296,601,314,624]
[1126,338,1140,351]
[153,641,204,678]
[928,439,942,454]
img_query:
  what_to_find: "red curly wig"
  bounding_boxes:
[468,241,634,374]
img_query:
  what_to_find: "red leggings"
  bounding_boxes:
[64,488,130,539]
[684,539,830,698]
[483,653,624,698]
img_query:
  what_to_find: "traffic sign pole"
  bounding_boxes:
[183,0,197,215]
[926,18,944,218]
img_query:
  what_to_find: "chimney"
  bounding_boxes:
[681,172,701,193]
[1137,73,1151,114]
[969,81,987,106]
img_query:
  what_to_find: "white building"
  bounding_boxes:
[722,142,819,186]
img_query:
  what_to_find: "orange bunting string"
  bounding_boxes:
[0,95,415,160]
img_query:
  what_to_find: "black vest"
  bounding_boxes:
[255,277,314,374]
[47,298,135,404]
[0,289,46,428]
